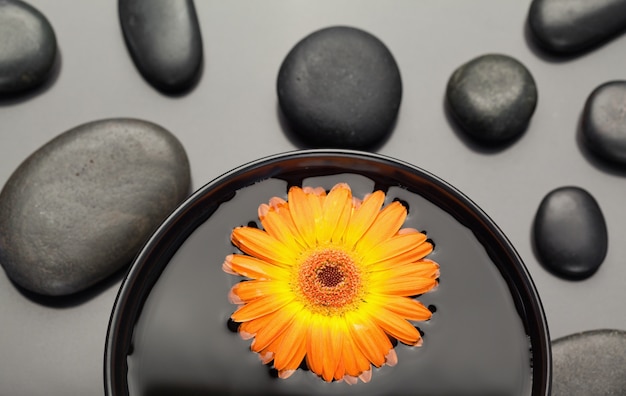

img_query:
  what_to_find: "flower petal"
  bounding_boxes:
[305,314,347,382]
[370,268,439,296]
[367,294,432,321]
[340,319,372,377]
[367,243,435,272]
[360,230,428,265]
[273,310,309,373]
[223,254,289,280]
[343,190,385,248]
[258,203,304,252]
[356,201,407,251]
[250,305,298,352]
[288,186,320,248]
[231,227,298,267]
[321,317,344,382]
[231,280,289,303]
[231,292,293,322]
[305,314,326,377]
[318,183,353,245]
[370,307,422,346]
[374,259,440,282]
[385,348,398,367]
[345,311,391,368]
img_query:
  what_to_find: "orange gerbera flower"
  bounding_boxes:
[223,183,439,383]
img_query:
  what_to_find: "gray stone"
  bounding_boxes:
[528,0,626,54]
[582,80,626,166]
[552,329,626,395]
[277,26,402,149]
[446,54,537,145]
[0,0,57,94]
[119,0,203,94]
[532,186,607,280]
[0,119,191,296]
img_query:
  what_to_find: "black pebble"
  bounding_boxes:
[446,54,537,145]
[0,0,57,94]
[0,118,191,296]
[533,186,607,280]
[582,81,626,166]
[119,0,203,94]
[552,329,626,395]
[277,26,402,149]
[528,0,626,54]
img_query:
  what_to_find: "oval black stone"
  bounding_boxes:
[277,26,402,149]
[533,186,608,280]
[446,54,537,145]
[528,0,626,54]
[0,0,57,94]
[119,0,203,94]
[0,119,191,296]
[581,81,626,166]
[552,329,626,395]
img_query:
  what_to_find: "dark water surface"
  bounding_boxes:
[125,172,532,396]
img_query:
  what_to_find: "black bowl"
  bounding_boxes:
[105,149,551,396]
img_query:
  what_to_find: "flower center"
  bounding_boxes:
[297,248,361,312]
[317,265,343,287]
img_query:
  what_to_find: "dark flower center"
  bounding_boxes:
[298,248,361,311]
[317,265,344,287]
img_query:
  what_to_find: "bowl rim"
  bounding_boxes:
[104,148,551,396]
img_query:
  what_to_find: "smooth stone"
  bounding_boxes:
[0,0,57,94]
[277,26,402,149]
[446,54,537,145]
[552,329,626,395]
[528,0,626,54]
[581,81,626,166]
[0,119,191,296]
[533,186,607,280]
[119,0,203,94]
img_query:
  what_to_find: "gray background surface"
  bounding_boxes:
[1,1,625,395]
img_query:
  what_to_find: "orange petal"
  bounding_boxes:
[375,259,440,282]
[231,292,293,322]
[385,348,398,367]
[223,254,289,280]
[250,306,297,352]
[273,309,310,373]
[318,183,352,245]
[230,280,288,303]
[356,201,407,251]
[305,314,325,377]
[367,245,437,271]
[361,231,428,265]
[321,317,343,382]
[268,197,310,248]
[231,227,298,267]
[340,319,372,377]
[240,301,304,344]
[370,270,438,296]
[345,311,391,368]
[370,306,422,345]
[258,203,304,252]
[359,369,372,383]
[367,294,432,321]
[333,355,346,381]
[343,190,386,248]
[287,186,319,248]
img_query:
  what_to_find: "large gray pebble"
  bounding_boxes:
[552,329,626,395]
[0,118,191,296]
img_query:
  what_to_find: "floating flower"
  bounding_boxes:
[223,183,439,383]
